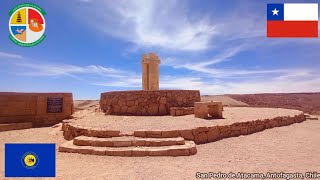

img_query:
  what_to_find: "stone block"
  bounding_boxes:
[162,130,179,138]
[207,126,220,142]
[92,147,106,155]
[75,147,93,155]
[159,104,167,115]
[170,108,176,116]
[110,149,126,156]
[240,127,249,135]
[179,129,194,140]
[148,148,168,156]
[189,146,197,155]
[168,148,190,156]
[219,125,231,138]
[134,130,146,137]
[146,130,162,138]
[101,140,114,147]
[194,101,223,119]
[229,130,241,137]
[103,130,120,137]
[196,126,209,133]
[132,148,148,156]
[196,132,208,144]
[147,103,159,115]
[73,137,91,146]
[91,140,103,147]
[132,140,146,146]
[160,97,167,104]
[113,140,132,147]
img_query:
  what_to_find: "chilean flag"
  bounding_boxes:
[267,3,318,38]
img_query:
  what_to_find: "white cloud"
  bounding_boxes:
[72,0,219,51]
[93,77,141,88]
[2,53,320,94]
[1,59,136,80]
[5,59,142,87]
[162,44,248,67]
[162,43,290,78]
[0,51,23,59]
[157,74,320,95]
[13,62,129,78]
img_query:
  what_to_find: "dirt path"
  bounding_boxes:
[0,117,319,180]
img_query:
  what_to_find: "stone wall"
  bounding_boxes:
[62,113,306,143]
[100,90,200,116]
[170,107,194,116]
[0,122,33,132]
[0,92,74,127]
[135,113,306,144]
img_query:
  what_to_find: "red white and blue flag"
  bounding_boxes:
[267,3,318,38]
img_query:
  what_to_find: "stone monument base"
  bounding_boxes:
[100,90,200,116]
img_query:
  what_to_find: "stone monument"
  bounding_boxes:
[141,53,161,90]
[100,52,200,116]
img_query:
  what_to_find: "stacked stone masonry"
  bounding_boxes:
[0,92,74,127]
[62,112,305,144]
[170,107,194,116]
[100,90,200,116]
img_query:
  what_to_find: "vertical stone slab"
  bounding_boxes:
[141,54,149,90]
[141,53,161,90]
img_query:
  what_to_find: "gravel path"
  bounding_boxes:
[0,117,319,180]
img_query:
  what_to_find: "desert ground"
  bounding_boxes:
[1,94,319,180]
[72,107,301,131]
[228,93,320,115]
[0,117,319,180]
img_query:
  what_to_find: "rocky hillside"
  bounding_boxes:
[228,93,320,115]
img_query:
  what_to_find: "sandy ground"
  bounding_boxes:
[0,117,319,180]
[74,100,99,111]
[72,107,302,131]
[201,95,248,106]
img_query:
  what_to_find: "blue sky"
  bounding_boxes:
[0,0,319,99]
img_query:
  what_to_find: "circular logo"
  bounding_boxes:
[21,152,39,169]
[9,3,46,47]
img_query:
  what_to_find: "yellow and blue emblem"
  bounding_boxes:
[5,143,56,177]
[21,152,39,169]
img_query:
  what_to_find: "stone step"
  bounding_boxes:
[306,116,319,120]
[304,114,311,118]
[73,136,185,147]
[59,140,197,156]
[0,122,33,132]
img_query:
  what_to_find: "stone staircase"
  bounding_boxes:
[59,135,197,157]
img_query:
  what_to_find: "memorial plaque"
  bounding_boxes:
[47,97,63,113]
